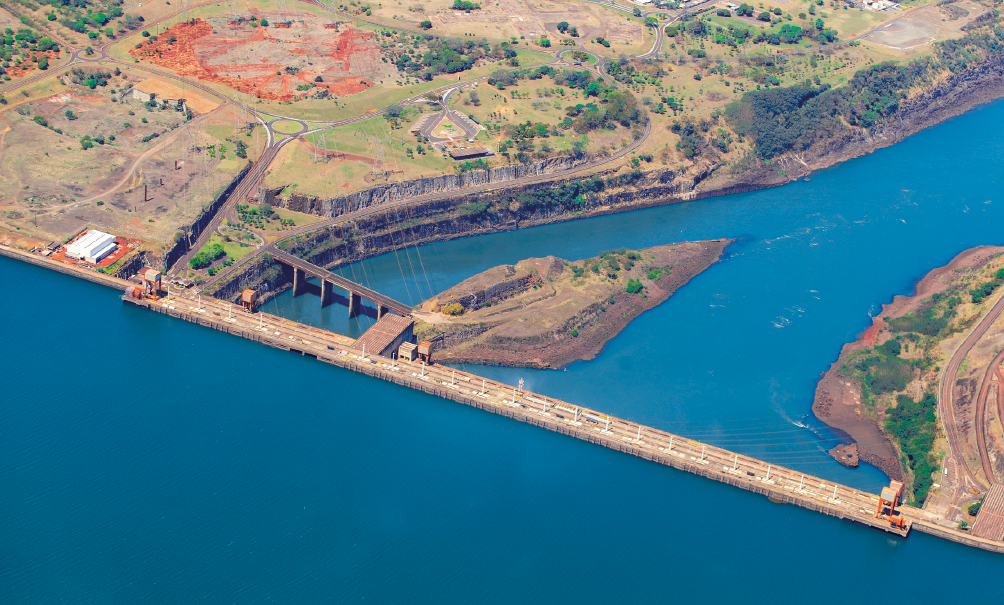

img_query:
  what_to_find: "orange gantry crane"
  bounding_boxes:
[876,480,907,529]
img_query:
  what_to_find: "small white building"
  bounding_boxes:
[65,230,117,264]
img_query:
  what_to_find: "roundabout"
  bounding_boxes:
[268,119,307,135]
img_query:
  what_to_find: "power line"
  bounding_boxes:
[387,224,415,306]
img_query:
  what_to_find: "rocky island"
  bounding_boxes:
[412,239,732,369]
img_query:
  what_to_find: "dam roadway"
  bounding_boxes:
[120,292,1004,554]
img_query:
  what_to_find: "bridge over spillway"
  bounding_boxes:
[273,251,413,319]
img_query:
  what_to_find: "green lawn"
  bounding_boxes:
[513,49,556,66]
[203,233,254,261]
[273,208,326,227]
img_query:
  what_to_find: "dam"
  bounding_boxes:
[119,291,1004,555]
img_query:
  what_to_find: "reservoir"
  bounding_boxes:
[3,99,1004,601]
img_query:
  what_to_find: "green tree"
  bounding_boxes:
[419,20,432,29]
[968,496,985,517]
[778,24,802,44]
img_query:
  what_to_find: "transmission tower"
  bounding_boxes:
[233,90,250,137]
[186,120,197,151]
[312,130,328,163]
[369,136,387,180]
[277,0,289,25]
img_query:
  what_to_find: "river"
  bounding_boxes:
[3,100,1004,602]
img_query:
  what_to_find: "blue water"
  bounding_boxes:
[5,100,1004,603]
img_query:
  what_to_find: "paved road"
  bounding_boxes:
[273,250,412,314]
[169,133,293,278]
[198,116,652,290]
[137,292,933,538]
[0,1,659,282]
[419,85,485,143]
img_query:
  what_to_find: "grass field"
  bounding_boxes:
[263,108,453,196]
[103,1,556,124]
[204,233,255,262]
[273,207,326,227]
[0,66,266,246]
[270,120,303,134]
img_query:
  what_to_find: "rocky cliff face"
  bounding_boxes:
[211,256,289,305]
[264,156,584,219]
[781,51,1004,178]
[213,53,1004,306]
[160,163,252,271]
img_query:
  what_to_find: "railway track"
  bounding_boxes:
[938,291,1004,493]
[0,2,654,283]
[974,348,1004,485]
[197,116,652,290]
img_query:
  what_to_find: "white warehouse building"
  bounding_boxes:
[65,230,117,264]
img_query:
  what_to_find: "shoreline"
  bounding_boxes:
[235,50,1004,301]
[3,43,1004,475]
[418,240,733,369]
[0,244,133,291]
[119,292,1004,555]
[812,246,1004,487]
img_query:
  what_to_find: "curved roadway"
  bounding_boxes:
[200,116,652,290]
[973,347,1004,485]
[1,2,856,287]
[938,293,1004,494]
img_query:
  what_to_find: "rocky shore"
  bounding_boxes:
[208,52,1004,331]
[812,246,1004,482]
[411,240,732,369]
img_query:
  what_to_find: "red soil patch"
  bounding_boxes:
[48,235,141,269]
[128,18,380,102]
[7,50,61,79]
[861,323,881,346]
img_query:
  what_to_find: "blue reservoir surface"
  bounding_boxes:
[4,100,1004,602]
